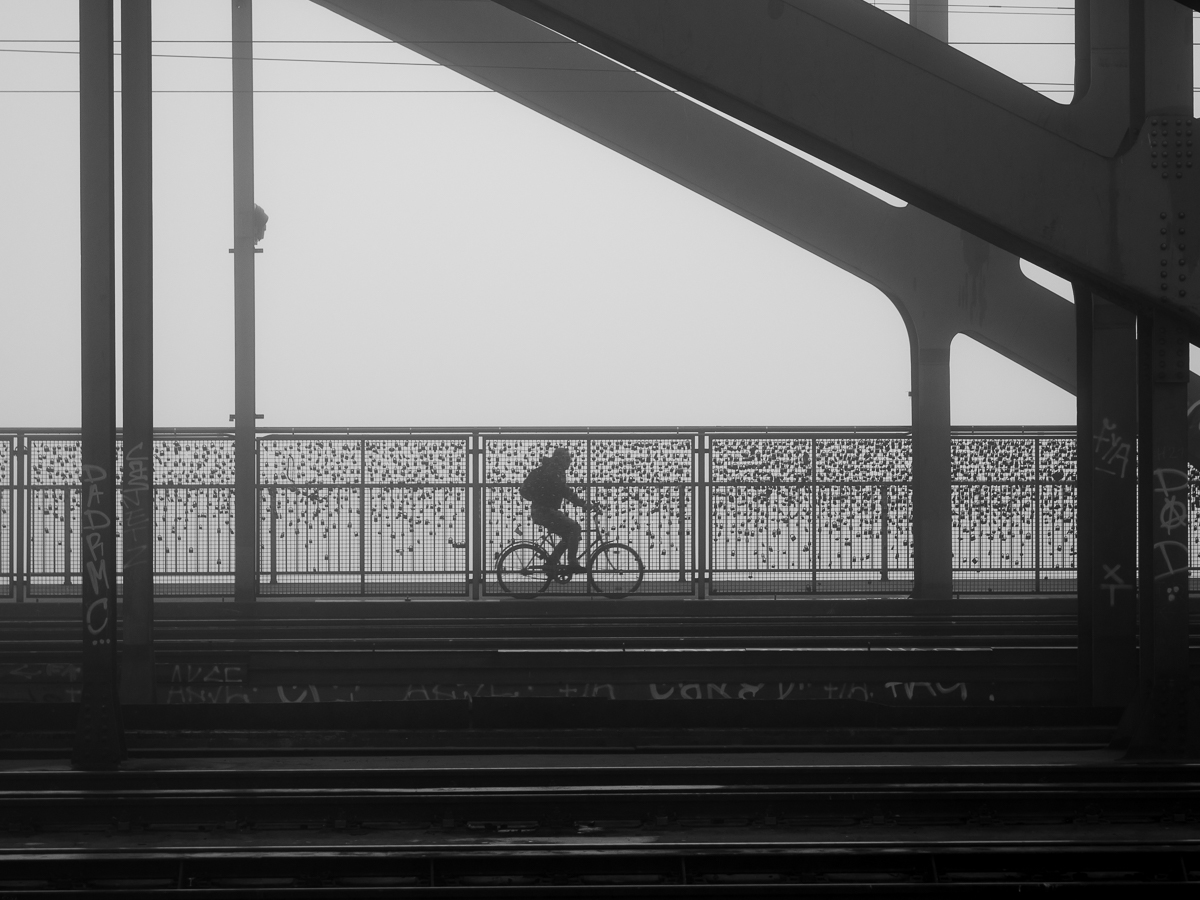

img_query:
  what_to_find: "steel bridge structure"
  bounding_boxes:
[6,0,1200,893]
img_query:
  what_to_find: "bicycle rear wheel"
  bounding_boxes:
[587,542,645,599]
[496,541,551,598]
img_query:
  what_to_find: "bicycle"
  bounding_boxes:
[495,510,645,599]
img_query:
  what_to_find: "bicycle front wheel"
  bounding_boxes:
[496,541,551,598]
[587,542,645,599]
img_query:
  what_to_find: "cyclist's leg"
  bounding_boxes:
[548,512,582,567]
[562,516,582,567]
[532,506,567,565]
[532,508,580,567]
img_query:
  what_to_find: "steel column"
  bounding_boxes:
[911,343,953,602]
[1125,310,1193,754]
[470,435,482,600]
[1076,289,1139,707]
[489,0,1193,321]
[232,0,257,603]
[1075,289,1093,703]
[74,0,123,768]
[119,0,155,704]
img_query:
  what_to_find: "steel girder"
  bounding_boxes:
[313,0,1076,385]
[491,0,1197,327]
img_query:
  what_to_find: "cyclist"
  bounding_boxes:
[522,447,597,574]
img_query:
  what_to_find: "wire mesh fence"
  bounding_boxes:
[708,434,914,594]
[950,435,1077,593]
[25,434,236,598]
[258,436,469,596]
[0,427,1101,599]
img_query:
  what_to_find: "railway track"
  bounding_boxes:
[0,749,1196,895]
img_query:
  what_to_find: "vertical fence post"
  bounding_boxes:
[585,435,592,595]
[359,438,366,596]
[811,439,818,595]
[471,435,482,600]
[678,483,686,584]
[268,486,277,585]
[1034,437,1042,593]
[63,486,73,586]
[880,482,889,583]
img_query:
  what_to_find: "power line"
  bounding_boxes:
[0,47,641,72]
[0,85,1106,94]
[0,47,435,63]
[0,89,680,94]
[0,38,573,44]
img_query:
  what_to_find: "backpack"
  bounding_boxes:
[519,463,557,505]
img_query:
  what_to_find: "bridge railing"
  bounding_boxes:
[3,427,1086,599]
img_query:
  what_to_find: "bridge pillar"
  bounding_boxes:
[119,0,156,705]
[910,336,952,602]
[1075,290,1138,707]
[74,0,124,769]
[1119,310,1196,755]
[1114,0,1197,756]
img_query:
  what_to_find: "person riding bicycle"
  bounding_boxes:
[521,447,597,574]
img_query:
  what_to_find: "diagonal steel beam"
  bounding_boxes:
[314,0,1200,451]
[313,0,1075,386]
[489,0,1197,325]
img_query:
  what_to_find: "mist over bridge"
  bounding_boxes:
[4,0,1200,892]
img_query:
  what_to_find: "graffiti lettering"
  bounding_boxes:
[169,664,245,684]
[85,558,109,594]
[1153,540,1189,580]
[123,442,152,568]
[1099,563,1133,607]
[1094,419,1132,478]
[81,463,111,647]
[166,685,251,704]
[1154,468,1188,534]
[277,684,320,703]
[885,681,967,701]
[1,663,81,682]
[85,598,108,636]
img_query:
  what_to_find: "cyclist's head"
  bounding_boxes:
[550,447,572,469]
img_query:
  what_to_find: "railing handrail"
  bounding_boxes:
[2,425,1077,437]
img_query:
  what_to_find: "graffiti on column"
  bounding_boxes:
[122,442,151,569]
[1093,418,1132,478]
[81,463,111,646]
[1099,563,1133,606]
[1152,467,1189,582]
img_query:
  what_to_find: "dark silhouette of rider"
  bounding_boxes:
[528,448,596,573]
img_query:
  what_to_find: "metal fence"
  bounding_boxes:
[3,427,1091,599]
[258,436,469,596]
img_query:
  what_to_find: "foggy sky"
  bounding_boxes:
[3,1,1187,429]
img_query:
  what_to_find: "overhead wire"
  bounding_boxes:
[0,47,629,71]
[2,4,1183,98]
